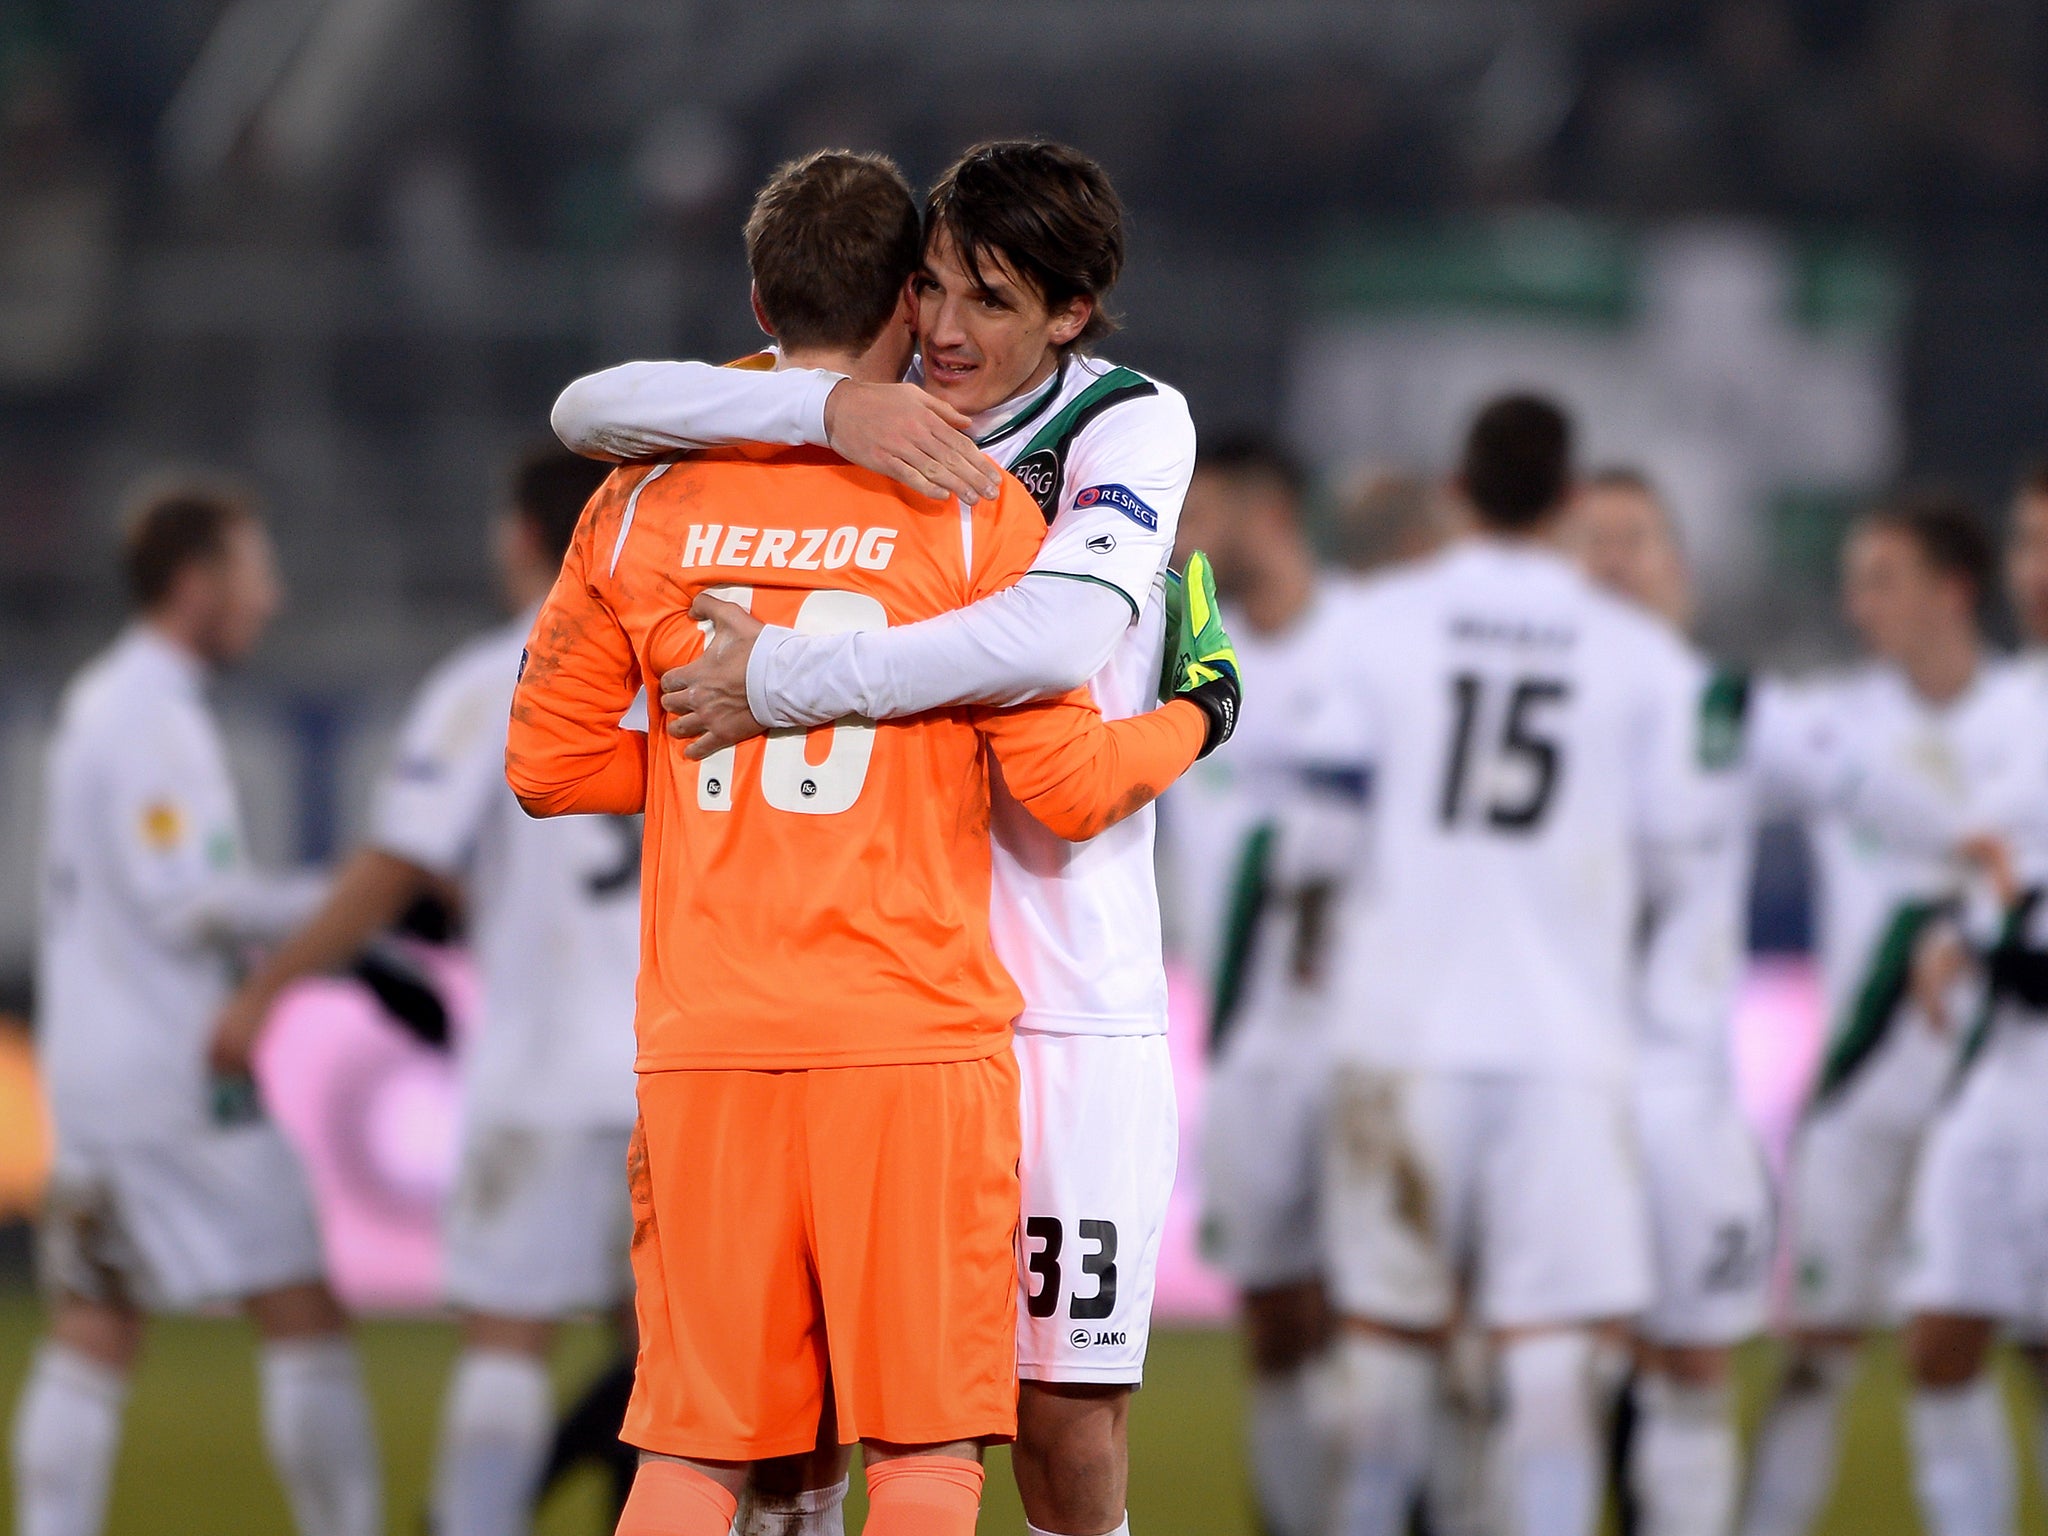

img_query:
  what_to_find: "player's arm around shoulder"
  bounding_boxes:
[973,550,1238,843]
[505,471,650,817]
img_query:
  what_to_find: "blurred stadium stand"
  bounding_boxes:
[4,0,2047,988]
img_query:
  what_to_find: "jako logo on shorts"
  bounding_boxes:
[680,524,897,572]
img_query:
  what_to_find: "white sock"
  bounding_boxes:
[1632,1373,1739,1536]
[1248,1369,1328,1536]
[738,1476,849,1535]
[1909,1374,2015,1536]
[430,1348,554,1536]
[11,1343,128,1536]
[259,1337,382,1536]
[1738,1349,1856,1536]
[1309,1331,1437,1536]
[1496,1332,1604,1536]
[1426,1332,1497,1536]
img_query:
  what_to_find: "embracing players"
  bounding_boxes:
[505,149,1224,1536]
[553,138,1204,1536]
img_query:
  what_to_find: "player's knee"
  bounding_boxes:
[1498,1331,1606,1452]
[1906,1314,1995,1390]
[1307,1329,1436,1463]
[48,1296,144,1374]
[1244,1283,1333,1376]
[1644,1342,1732,1391]
[247,1279,350,1341]
[1780,1340,1859,1402]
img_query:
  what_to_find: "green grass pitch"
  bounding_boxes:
[0,1289,2043,1533]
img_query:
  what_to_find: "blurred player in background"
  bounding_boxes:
[208,445,632,1536]
[1303,396,1713,1536]
[1572,470,1771,1536]
[1162,434,1355,1536]
[553,139,1208,1536]
[503,148,1221,1536]
[1740,492,2010,1536]
[1326,469,1456,576]
[1889,468,2048,1536]
[12,480,380,1536]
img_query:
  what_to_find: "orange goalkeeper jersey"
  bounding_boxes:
[505,444,1205,1071]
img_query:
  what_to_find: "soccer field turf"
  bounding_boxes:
[0,1288,2043,1534]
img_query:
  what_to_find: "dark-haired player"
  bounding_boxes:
[1298,397,1717,1536]
[1162,433,1359,1536]
[1884,465,2048,1536]
[1739,492,2018,1536]
[550,140,1203,1536]
[14,479,381,1536]
[209,446,633,1536]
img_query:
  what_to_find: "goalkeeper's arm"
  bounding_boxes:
[1159,551,1242,757]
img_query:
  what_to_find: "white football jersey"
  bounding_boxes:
[1752,661,2028,1032]
[36,627,325,1146]
[372,615,640,1130]
[1312,540,1712,1082]
[967,356,1196,1035]
[1162,580,1365,1049]
[1634,649,1755,1087]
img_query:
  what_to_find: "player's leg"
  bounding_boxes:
[1630,1085,1771,1536]
[1738,1102,1912,1536]
[741,1419,853,1536]
[1896,1104,2028,1536]
[245,1279,382,1536]
[1013,1382,1130,1534]
[863,1442,989,1535]
[1632,1344,1741,1536]
[433,1123,635,1536]
[1010,1031,1179,1536]
[432,1313,558,1536]
[618,1453,749,1535]
[809,1056,1024,1536]
[1200,1039,1335,1536]
[11,1294,141,1536]
[1904,1314,2009,1536]
[1480,1076,1651,1536]
[1316,1067,1475,1536]
[1237,1282,1336,1536]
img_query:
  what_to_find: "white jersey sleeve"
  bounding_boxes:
[744,375,1195,727]
[103,707,324,949]
[743,575,1131,728]
[550,360,841,462]
[1027,385,1196,616]
[371,640,518,876]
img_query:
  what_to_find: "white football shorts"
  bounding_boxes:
[1199,1027,1328,1291]
[1014,1029,1179,1385]
[1783,1027,1955,1331]
[1901,1048,2048,1329]
[443,1122,634,1318]
[1321,1067,1653,1331]
[39,1122,327,1311]
[1634,1075,1773,1346]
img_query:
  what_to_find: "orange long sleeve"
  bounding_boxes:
[978,696,1206,842]
[505,492,650,817]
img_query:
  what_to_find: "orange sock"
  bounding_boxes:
[615,1459,739,1535]
[863,1455,985,1535]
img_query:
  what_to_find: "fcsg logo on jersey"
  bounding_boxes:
[679,523,896,573]
[1074,483,1158,531]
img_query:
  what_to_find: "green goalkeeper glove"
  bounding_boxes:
[1160,550,1241,758]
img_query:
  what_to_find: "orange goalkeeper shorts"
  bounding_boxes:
[622,1053,1022,1461]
